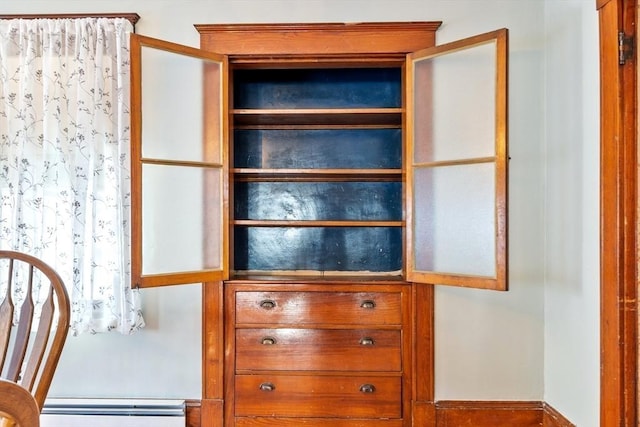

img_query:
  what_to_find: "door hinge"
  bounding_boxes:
[619,32,635,65]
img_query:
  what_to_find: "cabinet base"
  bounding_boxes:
[235,418,404,427]
[190,401,575,427]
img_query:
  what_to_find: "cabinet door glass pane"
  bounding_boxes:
[413,164,495,276]
[413,43,496,163]
[142,164,222,275]
[141,47,200,161]
[407,29,508,290]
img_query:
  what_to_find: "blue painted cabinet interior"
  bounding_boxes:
[232,67,404,274]
[233,68,401,109]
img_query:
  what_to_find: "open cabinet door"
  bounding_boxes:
[406,29,508,290]
[130,34,229,288]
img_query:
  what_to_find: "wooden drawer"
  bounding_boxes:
[236,328,401,371]
[235,291,402,325]
[234,375,402,418]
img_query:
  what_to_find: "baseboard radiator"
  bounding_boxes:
[40,398,186,427]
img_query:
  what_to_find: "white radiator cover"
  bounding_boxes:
[40,398,186,427]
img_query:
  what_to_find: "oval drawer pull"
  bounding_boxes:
[259,382,276,392]
[359,337,375,346]
[261,337,277,345]
[360,300,376,309]
[359,384,376,393]
[260,299,276,310]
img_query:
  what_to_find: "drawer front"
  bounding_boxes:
[235,291,402,325]
[236,328,401,371]
[235,375,402,418]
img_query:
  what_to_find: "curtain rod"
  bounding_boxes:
[0,13,140,27]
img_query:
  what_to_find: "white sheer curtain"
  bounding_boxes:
[0,17,144,335]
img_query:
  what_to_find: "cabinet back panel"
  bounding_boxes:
[234,227,402,272]
[233,68,401,109]
[234,182,402,221]
[234,129,401,169]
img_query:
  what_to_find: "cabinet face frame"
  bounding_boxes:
[405,29,509,291]
[130,34,229,288]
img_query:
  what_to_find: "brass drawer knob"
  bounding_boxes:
[260,299,276,310]
[359,337,375,346]
[359,384,376,393]
[360,300,376,309]
[259,382,276,392]
[261,337,277,345]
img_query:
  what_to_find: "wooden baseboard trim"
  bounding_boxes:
[186,399,201,427]
[186,399,575,427]
[435,401,575,427]
[436,400,542,427]
[543,402,576,427]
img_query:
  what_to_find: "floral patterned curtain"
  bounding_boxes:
[0,18,144,335]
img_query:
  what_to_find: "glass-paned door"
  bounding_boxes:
[406,29,508,290]
[130,34,228,287]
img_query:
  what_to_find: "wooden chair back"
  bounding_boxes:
[0,250,70,411]
[0,379,40,427]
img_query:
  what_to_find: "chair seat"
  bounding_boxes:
[0,379,40,427]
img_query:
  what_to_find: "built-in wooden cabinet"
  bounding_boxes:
[130,23,508,426]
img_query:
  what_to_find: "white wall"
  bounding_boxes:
[543,1,600,426]
[1,0,599,424]
[44,283,202,398]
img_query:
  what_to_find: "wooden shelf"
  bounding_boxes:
[233,108,403,126]
[233,220,404,227]
[233,168,402,182]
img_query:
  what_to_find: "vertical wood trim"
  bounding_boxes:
[413,400,436,426]
[401,285,414,425]
[203,281,224,399]
[411,283,435,426]
[201,399,224,427]
[598,3,623,422]
[620,3,638,425]
[495,29,510,290]
[598,0,638,425]
[413,284,434,402]
[129,34,143,289]
[223,285,237,427]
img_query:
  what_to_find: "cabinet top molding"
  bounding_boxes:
[195,21,442,56]
[195,22,442,32]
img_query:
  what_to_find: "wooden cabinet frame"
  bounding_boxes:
[130,22,509,426]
